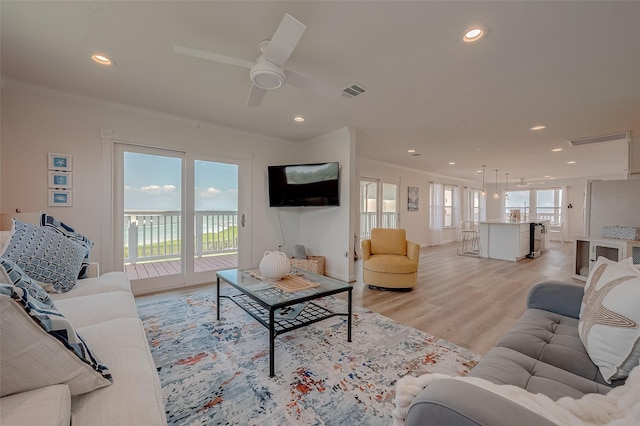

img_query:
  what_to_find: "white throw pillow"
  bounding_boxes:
[578,256,640,383]
[0,285,112,397]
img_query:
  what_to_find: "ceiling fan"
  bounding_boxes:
[516,178,547,187]
[173,13,341,107]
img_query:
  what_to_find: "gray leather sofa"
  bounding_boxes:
[405,281,623,425]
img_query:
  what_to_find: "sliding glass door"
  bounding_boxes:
[359,178,398,239]
[115,144,246,293]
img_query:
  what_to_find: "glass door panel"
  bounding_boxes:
[382,183,398,228]
[122,149,183,287]
[360,179,378,239]
[193,160,239,275]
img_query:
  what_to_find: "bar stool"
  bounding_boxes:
[457,221,480,256]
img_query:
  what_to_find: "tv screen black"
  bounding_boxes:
[268,162,340,207]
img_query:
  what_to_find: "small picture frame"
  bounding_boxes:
[48,153,72,171]
[48,171,72,189]
[48,190,73,207]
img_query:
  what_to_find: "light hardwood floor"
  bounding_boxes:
[351,240,581,355]
[136,241,581,357]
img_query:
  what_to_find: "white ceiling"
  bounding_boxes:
[2,1,639,183]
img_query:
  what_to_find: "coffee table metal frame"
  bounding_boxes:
[216,268,352,377]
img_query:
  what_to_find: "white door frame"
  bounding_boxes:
[104,132,252,295]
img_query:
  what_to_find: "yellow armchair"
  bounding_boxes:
[361,228,420,290]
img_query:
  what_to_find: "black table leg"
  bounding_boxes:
[269,308,275,377]
[347,288,352,342]
[216,276,221,321]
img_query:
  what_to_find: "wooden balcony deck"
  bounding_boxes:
[125,253,237,280]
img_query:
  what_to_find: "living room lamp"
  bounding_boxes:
[493,169,499,200]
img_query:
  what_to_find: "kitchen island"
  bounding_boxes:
[478,221,548,261]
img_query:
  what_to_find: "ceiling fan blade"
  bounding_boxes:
[173,44,254,69]
[246,85,268,107]
[284,69,342,100]
[262,14,306,66]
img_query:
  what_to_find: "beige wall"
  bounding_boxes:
[0,82,304,274]
[0,82,358,284]
[299,128,356,281]
[356,157,474,247]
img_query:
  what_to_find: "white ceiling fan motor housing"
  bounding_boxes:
[250,56,285,90]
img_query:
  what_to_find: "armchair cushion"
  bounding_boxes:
[370,228,407,256]
[364,254,418,274]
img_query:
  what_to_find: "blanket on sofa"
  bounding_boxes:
[393,364,640,425]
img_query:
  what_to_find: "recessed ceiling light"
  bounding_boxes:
[407,149,416,153]
[476,170,483,174]
[567,161,576,164]
[549,177,556,180]
[449,162,456,165]
[475,147,483,151]
[293,116,304,122]
[551,148,563,152]
[463,26,486,43]
[545,175,552,178]
[530,125,547,131]
[91,53,114,66]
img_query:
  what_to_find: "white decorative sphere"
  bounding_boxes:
[259,251,290,280]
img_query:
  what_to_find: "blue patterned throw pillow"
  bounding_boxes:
[1,220,89,293]
[0,258,53,308]
[0,284,112,396]
[40,213,94,279]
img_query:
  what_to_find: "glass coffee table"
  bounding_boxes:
[216,268,352,377]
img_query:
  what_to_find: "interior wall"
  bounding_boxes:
[631,136,640,179]
[297,128,355,282]
[588,179,640,236]
[356,158,475,247]
[0,82,303,272]
[485,177,587,241]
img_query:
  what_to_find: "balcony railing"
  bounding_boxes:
[124,210,238,265]
[360,212,398,239]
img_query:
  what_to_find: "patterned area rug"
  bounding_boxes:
[136,288,479,425]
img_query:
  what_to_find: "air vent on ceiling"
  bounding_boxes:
[341,83,367,98]
[567,131,629,147]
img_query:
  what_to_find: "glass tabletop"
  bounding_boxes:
[216,268,352,307]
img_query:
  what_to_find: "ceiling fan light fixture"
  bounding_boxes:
[250,58,285,90]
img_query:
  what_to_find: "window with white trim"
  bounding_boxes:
[444,185,454,227]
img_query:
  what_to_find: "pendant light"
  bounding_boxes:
[493,169,499,200]
[505,173,510,200]
[481,165,486,197]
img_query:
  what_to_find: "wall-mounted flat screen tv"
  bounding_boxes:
[268,162,340,207]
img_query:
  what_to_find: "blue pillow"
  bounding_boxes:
[0,258,53,308]
[2,220,89,293]
[40,213,94,279]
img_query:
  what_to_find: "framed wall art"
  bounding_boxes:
[48,153,73,171]
[48,171,72,189]
[48,190,73,207]
[408,186,419,211]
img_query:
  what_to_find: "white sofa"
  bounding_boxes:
[0,231,166,426]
